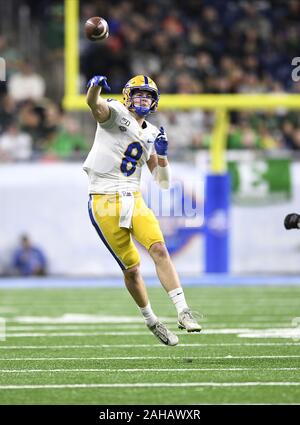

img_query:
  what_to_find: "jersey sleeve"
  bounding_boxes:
[99,100,126,129]
[150,141,156,157]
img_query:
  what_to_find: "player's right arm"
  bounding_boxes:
[86,76,111,123]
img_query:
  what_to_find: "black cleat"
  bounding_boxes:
[284,213,300,230]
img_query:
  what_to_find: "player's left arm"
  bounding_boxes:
[147,127,171,189]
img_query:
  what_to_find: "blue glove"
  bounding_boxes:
[154,126,168,157]
[87,75,111,92]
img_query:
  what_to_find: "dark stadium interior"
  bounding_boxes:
[1,0,300,161]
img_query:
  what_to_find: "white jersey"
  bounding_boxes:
[83,99,160,193]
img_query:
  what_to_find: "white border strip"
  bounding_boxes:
[0,367,299,373]
[0,382,300,390]
[1,355,300,361]
[1,342,300,349]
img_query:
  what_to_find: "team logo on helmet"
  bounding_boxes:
[122,75,160,115]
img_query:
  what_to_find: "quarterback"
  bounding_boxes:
[83,74,201,346]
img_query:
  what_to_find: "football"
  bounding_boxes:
[84,16,109,41]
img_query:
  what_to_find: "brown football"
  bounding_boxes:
[84,17,109,41]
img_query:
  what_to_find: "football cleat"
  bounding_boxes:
[284,213,300,230]
[178,309,202,332]
[147,320,179,346]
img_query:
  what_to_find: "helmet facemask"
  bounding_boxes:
[122,75,160,116]
[129,89,157,116]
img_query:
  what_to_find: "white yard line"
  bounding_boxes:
[0,382,300,390]
[10,314,298,325]
[1,342,300,349]
[12,315,149,324]
[1,355,300,361]
[2,332,152,337]
[0,367,299,373]
[3,327,300,338]
[5,324,292,330]
[6,326,150,331]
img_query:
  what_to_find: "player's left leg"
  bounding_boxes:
[132,196,201,332]
[149,242,201,332]
[123,264,178,346]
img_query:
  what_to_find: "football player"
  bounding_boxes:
[284,213,300,229]
[83,75,201,346]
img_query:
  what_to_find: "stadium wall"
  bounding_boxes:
[1,161,300,276]
[0,163,204,277]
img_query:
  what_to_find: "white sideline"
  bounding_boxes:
[1,342,300,349]
[0,367,299,373]
[0,382,300,390]
[1,355,300,361]
[2,327,300,338]
[5,324,292,331]
[11,314,299,325]
[13,315,149,324]
[3,332,152,337]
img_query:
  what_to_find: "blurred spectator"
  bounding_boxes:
[18,100,48,152]
[11,235,47,277]
[78,0,297,97]
[2,0,300,156]
[228,120,261,150]
[155,109,206,154]
[257,123,281,150]
[0,35,22,79]
[291,128,300,150]
[43,3,64,53]
[236,5,271,40]
[45,115,88,159]
[0,121,32,161]
[41,3,65,101]
[8,60,46,102]
[281,120,296,149]
[0,95,17,133]
[18,99,61,154]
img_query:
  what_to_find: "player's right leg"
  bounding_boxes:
[284,213,300,229]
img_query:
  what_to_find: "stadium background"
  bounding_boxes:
[1,0,300,277]
[1,0,300,406]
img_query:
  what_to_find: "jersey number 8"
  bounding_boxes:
[120,142,143,176]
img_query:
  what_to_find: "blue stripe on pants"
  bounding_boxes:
[88,195,126,271]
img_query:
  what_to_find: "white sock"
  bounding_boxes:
[168,288,188,314]
[139,302,157,327]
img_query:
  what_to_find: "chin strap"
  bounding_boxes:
[133,105,151,116]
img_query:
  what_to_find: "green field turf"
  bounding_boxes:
[0,285,300,405]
